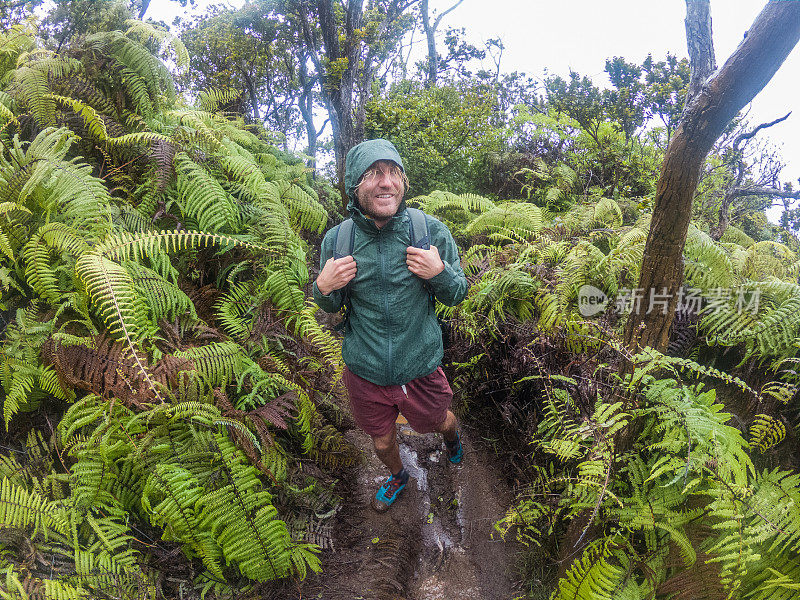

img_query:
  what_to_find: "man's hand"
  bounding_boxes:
[316,256,357,295]
[406,245,445,280]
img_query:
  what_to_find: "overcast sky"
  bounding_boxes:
[426,0,799,184]
[149,0,800,218]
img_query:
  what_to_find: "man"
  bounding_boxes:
[313,139,469,511]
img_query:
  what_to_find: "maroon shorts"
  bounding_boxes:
[342,367,453,437]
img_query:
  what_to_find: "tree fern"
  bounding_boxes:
[5,53,83,126]
[465,201,544,239]
[173,152,240,232]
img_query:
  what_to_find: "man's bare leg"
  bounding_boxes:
[372,426,403,474]
[435,410,459,443]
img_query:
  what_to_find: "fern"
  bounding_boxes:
[123,19,189,71]
[6,53,83,126]
[749,414,786,453]
[554,537,628,600]
[198,86,242,113]
[465,201,544,239]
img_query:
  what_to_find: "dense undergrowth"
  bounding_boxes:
[3,12,800,600]
[0,18,360,599]
[422,189,800,599]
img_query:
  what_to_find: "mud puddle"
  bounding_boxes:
[298,424,522,600]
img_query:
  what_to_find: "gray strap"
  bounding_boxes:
[334,218,356,259]
[407,207,430,249]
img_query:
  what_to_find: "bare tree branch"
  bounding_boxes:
[421,0,464,87]
[729,186,800,200]
[733,111,791,151]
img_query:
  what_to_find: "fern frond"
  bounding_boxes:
[720,224,755,248]
[48,95,108,141]
[174,152,239,232]
[85,30,174,110]
[172,342,244,387]
[274,179,326,234]
[124,19,189,71]
[684,225,736,291]
[0,476,67,539]
[198,87,242,113]
[749,414,786,453]
[6,54,82,126]
[141,463,225,579]
[555,537,627,600]
[124,261,197,323]
[22,223,89,304]
[465,201,543,240]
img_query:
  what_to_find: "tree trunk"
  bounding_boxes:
[298,59,319,167]
[623,0,800,353]
[421,0,437,87]
[420,0,464,88]
[316,0,363,207]
[242,70,260,123]
[685,0,716,103]
[138,0,152,19]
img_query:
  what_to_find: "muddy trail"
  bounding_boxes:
[291,417,524,600]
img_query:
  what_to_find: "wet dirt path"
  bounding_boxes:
[300,423,523,600]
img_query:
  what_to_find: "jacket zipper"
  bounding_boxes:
[378,230,392,383]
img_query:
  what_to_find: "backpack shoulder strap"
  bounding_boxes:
[334,218,356,259]
[332,218,356,331]
[407,207,436,302]
[406,207,430,250]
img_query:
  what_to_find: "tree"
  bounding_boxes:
[544,70,605,144]
[0,0,42,27]
[419,0,463,88]
[136,0,191,19]
[365,80,504,195]
[710,112,800,240]
[641,53,691,142]
[182,3,279,125]
[295,0,416,203]
[603,56,646,142]
[40,0,134,51]
[623,0,800,353]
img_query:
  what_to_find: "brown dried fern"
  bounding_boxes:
[41,334,194,406]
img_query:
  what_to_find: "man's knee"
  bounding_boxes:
[372,430,396,454]
[434,410,457,434]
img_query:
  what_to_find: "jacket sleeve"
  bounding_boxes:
[426,217,469,306]
[312,226,346,313]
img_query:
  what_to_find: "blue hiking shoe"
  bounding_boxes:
[445,431,463,464]
[373,469,409,512]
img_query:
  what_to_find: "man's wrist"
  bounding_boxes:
[315,279,332,296]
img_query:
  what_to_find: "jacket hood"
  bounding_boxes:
[344,138,405,203]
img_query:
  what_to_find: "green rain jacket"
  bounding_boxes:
[312,140,468,386]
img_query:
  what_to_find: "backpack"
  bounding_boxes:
[332,207,450,347]
[334,206,429,258]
